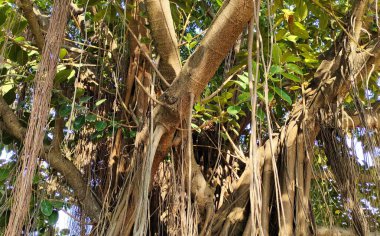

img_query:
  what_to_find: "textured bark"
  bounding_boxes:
[153,0,254,174]
[207,0,380,234]
[0,97,101,220]
[105,1,255,235]
[16,0,45,50]
[5,0,71,235]
[145,0,181,84]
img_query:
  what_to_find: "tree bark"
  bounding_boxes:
[5,0,71,234]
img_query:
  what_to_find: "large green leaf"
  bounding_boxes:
[95,99,107,107]
[55,69,75,84]
[286,63,303,75]
[290,22,309,39]
[0,168,10,181]
[59,105,72,117]
[95,121,107,131]
[272,86,292,105]
[48,210,59,225]
[40,200,53,216]
[8,44,28,65]
[227,105,241,115]
[272,43,282,65]
[281,72,301,83]
[11,19,27,36]
[86,114,97,122]
[3,88,16,104]
[73,115,85,130]
[0,4,10,26]
[50,200,65,209]
[59,48,68,59]
[295,0,308,21]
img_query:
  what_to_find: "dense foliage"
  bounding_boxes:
[0,0,379,235]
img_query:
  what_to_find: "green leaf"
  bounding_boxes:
[297,44,313,52]
[75,87,85,97]
[275,29,288,41]
[0,168,10,181]
[272,43,282,65]
[256,107,265,121]
[237,74,249,84]
[232,80,247,89]
[17,49,28,66]
[0,4,10,26]
[40,200,53,216]
[14,36,25,42]
[191,123,201,132]
[213,96,227,104]
[290,22,309,39]
[95,121,107,131]
[79,96,92,104]
[238,92,250,103]
[304,58,319,64]
[48,210,59,225]
[222,92,233,100]
[59,105,72,117]
[8,44,28,65]
[286,35,298,43]
[94,8,107,22]
[194,103,204,112]
[73,115,85,130]
[286,63,303,75]
[281,9,294,17]
[227,106,241,115]
[281,72,301,83]
[86,114,97,122]
[283,54,301,63]
[258,90,274,102]
[55,69,75,84]
[50,200,64,209]
[269,75,281,82]
[59,48,68,59]
[295,0,308,21]
[290,86,301,90]
[273,86,292,105]
[95,99,107,107]
[319,16,328,30]
[11,19,27,35]
[3,88,16,104]
[270,65,284,74]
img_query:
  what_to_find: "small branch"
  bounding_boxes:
[201,67,245,103]
[0,96,101,220]
[16,0,45,50]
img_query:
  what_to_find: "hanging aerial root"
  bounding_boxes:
[278,121,298,236]
[295,131,308,236]
[261,136,279,235]
[5,0,70,235]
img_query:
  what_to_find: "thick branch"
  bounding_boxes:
[0,97,101,220]
[16,0,45,50]
[145,0,181,84]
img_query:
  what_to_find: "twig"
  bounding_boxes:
[134,76,171,109]
[201,66,245,103]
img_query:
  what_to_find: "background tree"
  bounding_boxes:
[0,0,379,235]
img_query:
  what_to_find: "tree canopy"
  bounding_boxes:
[0,0,379,235]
